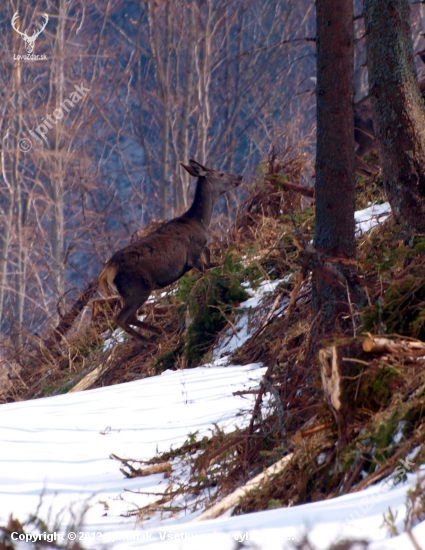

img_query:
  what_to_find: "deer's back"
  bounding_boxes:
[107,217,207,289]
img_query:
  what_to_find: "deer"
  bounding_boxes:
[98,159,242,342]
[354,64,425,177]
[11,11,49,55]
[354,98,379,178]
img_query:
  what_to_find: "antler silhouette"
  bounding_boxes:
[11,11,48,54]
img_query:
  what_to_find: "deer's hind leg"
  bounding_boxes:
[115,288,157,342]
[127,314,162,335]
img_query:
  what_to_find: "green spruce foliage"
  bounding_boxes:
[177,254,249,367]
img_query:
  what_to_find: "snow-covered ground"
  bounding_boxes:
[1,360,424,549]
[0,364,267,545]
[213,278,289,359]
[2,201,423,550]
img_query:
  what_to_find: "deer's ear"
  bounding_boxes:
[180,163,198,177]
[189,159,208,175]
[180,160,208,177]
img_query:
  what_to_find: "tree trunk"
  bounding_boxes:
[313,0,356,327]
[364,0,425,232]
[50,0,67,314]
[195,2,213,166]
[176,2,195,213]
[160,0,171,217]
[147,0,171,219]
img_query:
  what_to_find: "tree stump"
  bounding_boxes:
[319,339,370,446]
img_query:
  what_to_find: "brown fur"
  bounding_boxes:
[354,98,378,177]
[99,160,242,342]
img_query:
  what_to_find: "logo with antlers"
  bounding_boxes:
[11,11,49,54]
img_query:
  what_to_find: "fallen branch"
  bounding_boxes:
[68,348,115,392]
[202,433,247,468]
[192,454,293,522]
[125,462,171,478]
[352,442,413,493]
[110,453,172,478]
[300,422,333,438]
[257,289,287,335]
[363,335,425,356]
[265,176,315,198]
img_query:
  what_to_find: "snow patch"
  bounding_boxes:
[355,202,391,236]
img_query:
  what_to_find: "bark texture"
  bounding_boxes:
[364,0,425,232]
[313,0,357,327]
[314,0,355,259]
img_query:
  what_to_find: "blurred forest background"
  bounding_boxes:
[0,0,425,340]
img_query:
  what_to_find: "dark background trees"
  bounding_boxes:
[1,0,425,342]
[0,0,316,336]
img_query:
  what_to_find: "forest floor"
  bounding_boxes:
[1,165,425,549]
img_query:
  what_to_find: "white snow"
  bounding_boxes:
[1,361,424,549]
[103,327,126,350]
[0,365,264,530]
[213,278,289,360]
[355,202,391,236]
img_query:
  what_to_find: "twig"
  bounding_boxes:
[203,433,247,467]
[351,464,393,493]
[260,290,286,331]
[346,280,357,336]
[300,422,333,438]
[406,528,423,550]
[344,458,367,493]
[246,288,288,343]
[300,308,320,370]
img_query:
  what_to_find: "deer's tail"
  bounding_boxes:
[98,263,118,296]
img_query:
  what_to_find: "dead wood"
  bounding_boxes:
[300,422,333,438]
[363,335,425,356]
[319,339,371,446]
[352,442,413,493]
[68,348,116,393]
[196,432,247,470]
[110,453,171,478]
[265,176,315,198]
[193,454,293,521]
[126,463,171,478]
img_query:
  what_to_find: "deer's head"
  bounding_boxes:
[181,159,242,196]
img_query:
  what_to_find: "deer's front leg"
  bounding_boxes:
[195,246,220,272]
[200,246,211,270]
[189,246,210,273]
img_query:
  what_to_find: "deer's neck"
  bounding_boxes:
[184,178,216,227]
